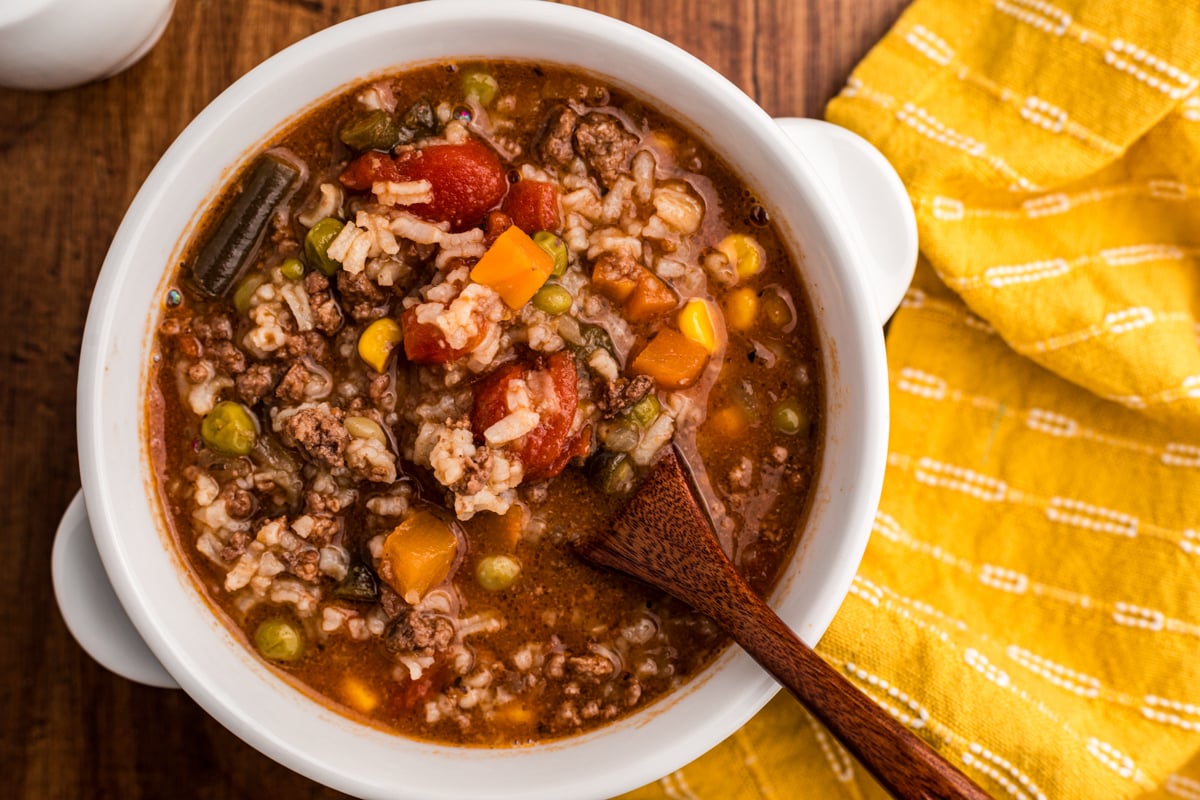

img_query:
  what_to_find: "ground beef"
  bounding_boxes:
[301,330,331,362]
[384,608,455,654]
[275,361,313,404]
[337,270,388,322]
[537,105,579,170]
[220,530,250,562]
[236,364,277,406]
[456,447,494,495]
[283,406,349,468]
[193,314,234,343]
[208,340,247,375]
[567,654,616,679]
[221,484,255,519]
[305,272,344,334]
[282,547,320,582]
[306,514,339,544]
[574,112,638,190]
[597,374,653,418]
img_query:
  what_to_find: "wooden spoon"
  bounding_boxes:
[573,446,991,800]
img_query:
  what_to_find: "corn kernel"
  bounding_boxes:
[677,298,719,354]
[339,675,380,714]
[724,287,759,331]
[357,317,403,373]
[717,234,763,280]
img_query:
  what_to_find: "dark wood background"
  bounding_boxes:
[0,1,908,796]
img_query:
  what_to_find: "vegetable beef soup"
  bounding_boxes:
[149,61,822,745]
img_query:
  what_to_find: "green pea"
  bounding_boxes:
[462,70,498,107]
[280,257,305,281]
[532,284,572,316]
[200,401,258,457]
[772,398,809,436]
[533,231,568,277]
[604,420,640,453]
[304,217,345,276]
[253,617,304,662]
[625,394,660,427]
[589,451,636,495]
[476,555,521,591]
[338,109,401,152]
[232,272,266,316]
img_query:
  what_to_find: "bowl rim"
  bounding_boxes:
[76,3,890,798]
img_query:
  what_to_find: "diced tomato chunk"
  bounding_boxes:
[471,361,525,433]
[339,140,508,231]
[394,140,508,231]
[339,151,402,191]
[501,180,562,234]
[389,659,446,714]
[400,307,483,364]
[470,351,581,480]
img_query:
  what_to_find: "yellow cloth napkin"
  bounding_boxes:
[622,0,1200,797]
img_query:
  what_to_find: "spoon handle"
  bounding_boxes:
[715,575,990,800]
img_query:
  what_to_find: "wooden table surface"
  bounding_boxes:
[0,1,909,796]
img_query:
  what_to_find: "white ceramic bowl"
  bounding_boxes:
[56,3,916,798]
[0,0,175,90]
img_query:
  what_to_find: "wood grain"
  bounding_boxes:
[0,0,910,797]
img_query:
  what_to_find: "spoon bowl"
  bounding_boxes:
[574,447,991,800]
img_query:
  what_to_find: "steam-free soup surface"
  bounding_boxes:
[150,60,821,745]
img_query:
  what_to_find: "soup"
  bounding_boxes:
[148,60,822,746]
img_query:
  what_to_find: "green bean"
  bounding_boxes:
[476,555,521,591]
[253,617,304,661]
[532,284,572,316]
[304,217,344,276]
[280,257,305,281]
[190,154,299,298]
[338,109,401,152]
[200,401,258,456]
[333,564,379,603]
[533,231,569,277]
[625,394,660,427]
[772,398,809,436]
[462,71,498,107]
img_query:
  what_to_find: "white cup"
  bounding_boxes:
[0,0,175,90]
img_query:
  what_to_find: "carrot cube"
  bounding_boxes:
[630,328,710,388]
[469,225,554,309]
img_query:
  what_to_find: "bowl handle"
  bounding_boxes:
[774,117,917,323]
[52,490,179,688]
